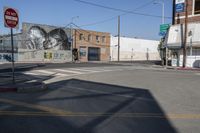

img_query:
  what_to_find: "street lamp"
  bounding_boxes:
[154,0,165,24]
[154,0,167,66]
[70,16,79,62]
[71,16,79,25]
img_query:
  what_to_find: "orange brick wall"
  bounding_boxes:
[73,29,110,62]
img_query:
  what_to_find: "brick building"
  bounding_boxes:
[73,29,110,62]
[174,0,200,24]
[166,0,200,68]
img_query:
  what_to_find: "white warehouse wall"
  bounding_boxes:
[110,36,160,61]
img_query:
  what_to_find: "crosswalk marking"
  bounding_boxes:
[35,70,55,75]
[22,66,135,79]
[68,68,99,72]
[54,73,69,77]
[54,69,83,74]
[24,72,41,76]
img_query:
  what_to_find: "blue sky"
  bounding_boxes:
[0,0,172,40]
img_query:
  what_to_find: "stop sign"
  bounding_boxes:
[4,7,19,29]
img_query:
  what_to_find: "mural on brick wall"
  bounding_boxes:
[16,23,72,62]
[21,23,71,50]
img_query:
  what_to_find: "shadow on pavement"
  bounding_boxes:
[0,78,178,133]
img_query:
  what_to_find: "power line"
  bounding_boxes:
[79,16,117,27]
[78,0,156,27]
[74,0,172,19]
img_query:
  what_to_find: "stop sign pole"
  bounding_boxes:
[4,7,19,84]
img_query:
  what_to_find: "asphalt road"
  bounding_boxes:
[0,64,200,133]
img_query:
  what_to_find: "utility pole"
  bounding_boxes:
[70,16,79,62]
[118,16,120,62]
[70,23,73,62]
[172,0,176,25]
[183,0,188,68]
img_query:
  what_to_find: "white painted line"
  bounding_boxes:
[23,72,40,76]
[55,73,69,77]
[35,70,55,75]
[54,69,83,74]
[69,68,99,72]
[196,73,200,76]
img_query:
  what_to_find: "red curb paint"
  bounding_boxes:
[177,67,200,71]
[0,87,17,92]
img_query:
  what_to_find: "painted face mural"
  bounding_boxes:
[27,26,70,50]
[28,26,46,50]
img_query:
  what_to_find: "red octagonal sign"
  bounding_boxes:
[4,7,19,29]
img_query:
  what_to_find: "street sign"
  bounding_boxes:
[159,24,170,37]
[4,7,19,29]
[176,3,184,12]
[3,7,19,84]
[159,31,167,36]
[175,0,185,13]
[176,0,185,4]
[160,24,170,32]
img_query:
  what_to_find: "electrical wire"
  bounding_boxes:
[76,0,170,27]
[74,0,172,19]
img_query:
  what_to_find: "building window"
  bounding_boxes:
[88,34,92,42]
[79,33,84,40]
[194,0,200,14]
[102,36,106,43]
[96,35,100,43]
[80,46,87,57]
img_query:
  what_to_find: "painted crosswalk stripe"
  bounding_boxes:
[23,72,41,76]
[54,73,69,77]
[35,70,55,75]
[54,69,83,74]
[69,68,100,72]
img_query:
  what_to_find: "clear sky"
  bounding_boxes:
[0,0,172,40]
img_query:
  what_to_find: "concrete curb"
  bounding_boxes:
[165,66,200,72]
[17,80,47,93]
[0,81,47,93]
[0,64,43,73]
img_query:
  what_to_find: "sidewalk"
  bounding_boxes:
[0,63,45,73]
[165,66,200,72]
[0,74,47,93]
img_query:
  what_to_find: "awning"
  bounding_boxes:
[166,22,200,48]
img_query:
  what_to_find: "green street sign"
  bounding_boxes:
[160,24,170,32]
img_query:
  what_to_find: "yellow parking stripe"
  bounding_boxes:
[1,98,200,119]
[1,110,200,119]
[0,98,72,115]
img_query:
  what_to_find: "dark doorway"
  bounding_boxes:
[88,47,100,61]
